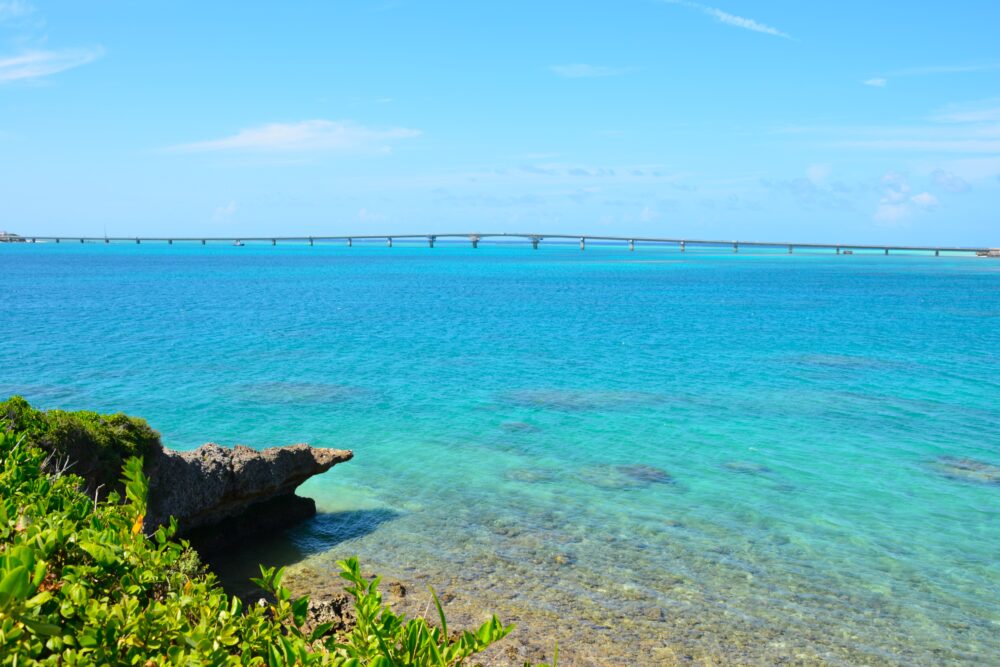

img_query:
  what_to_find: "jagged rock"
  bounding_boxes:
[304,594,354,635]
[144,443,353,544]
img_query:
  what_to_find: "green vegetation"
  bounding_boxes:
[1,396,161,495]
[0,401,541,665]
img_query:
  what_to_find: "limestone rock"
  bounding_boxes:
[144,442,353,539]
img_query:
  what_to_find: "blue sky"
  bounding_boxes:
[1,1,998,244]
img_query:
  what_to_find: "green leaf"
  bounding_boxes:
[308,621,333,643]
[0,565,30,603]
[19,616,62,636]
[292,596,309,627]
[429,586,448,646]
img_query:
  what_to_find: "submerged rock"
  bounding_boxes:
[577,464,673,490]
[552,552,576,567]
[500,421,542,434]
[928,456,1000,486]
[144,442,353,548]
[723,461,773,475]
[617,464,673,484]
[504,467,560,484]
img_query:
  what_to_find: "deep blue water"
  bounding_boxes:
[2,242,998,664]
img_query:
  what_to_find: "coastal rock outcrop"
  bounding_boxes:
[144,443,353,548]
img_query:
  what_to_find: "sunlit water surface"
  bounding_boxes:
[3,243,998,664]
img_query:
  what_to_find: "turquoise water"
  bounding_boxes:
[3,242,999,664]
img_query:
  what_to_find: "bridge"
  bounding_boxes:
[6,232,998,256]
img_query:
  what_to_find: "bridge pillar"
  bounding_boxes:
[531,237,540,249]
[347,238,352,247]
[428,236,435,248]
[629,239,635,251]
[471,235,480,248]
[680,241,685,252]
[580,237,586,251]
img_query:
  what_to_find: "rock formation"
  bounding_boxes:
[144,443,353,550]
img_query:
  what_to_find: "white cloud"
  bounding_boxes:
[805,163,830,185]
[640,205,660,222]
[662,1,791,39]
[550,64,630,78]
[930,169,970,193]
[358,207,388,222]
[863,78,886,87]
[910,192,938,209]
[873,172,937,223]
[703,7,789,38]
[0,47,103,83]
[212,201,237,221]
[168,120,420,153]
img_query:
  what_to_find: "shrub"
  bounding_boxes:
[0,396,161,495]
[0,408,531,666]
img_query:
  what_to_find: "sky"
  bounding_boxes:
[1,1,999,245]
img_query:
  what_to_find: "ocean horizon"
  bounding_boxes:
[3,242,998,664]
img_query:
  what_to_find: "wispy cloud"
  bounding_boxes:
[357,207,386,222]
[550,64,631,78]
[930,169,971,193]
[662,0,791,39]
[168,120,421,153]
[780,98,1000,156]
[929,99,1000,124]
[889,62,1000,77]
[0,47,103,83]
[0,1,34,20]
[865,63,1000,88]
[212,201,237,222]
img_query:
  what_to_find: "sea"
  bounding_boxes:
[2,241,998,665]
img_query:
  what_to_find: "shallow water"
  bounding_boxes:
[3,243,999,664]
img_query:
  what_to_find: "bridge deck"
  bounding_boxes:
[6,232,994,255]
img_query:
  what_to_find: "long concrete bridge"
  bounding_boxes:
[6,232,998,256]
